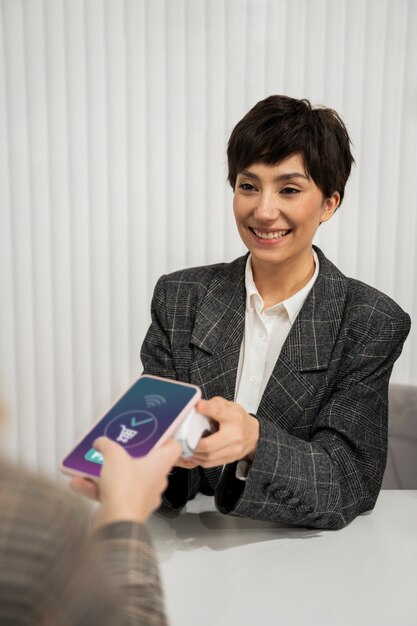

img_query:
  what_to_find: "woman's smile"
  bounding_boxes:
[249,227,292,244]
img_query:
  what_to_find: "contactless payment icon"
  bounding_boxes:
[85,448,104,464]
[104,410,158,449]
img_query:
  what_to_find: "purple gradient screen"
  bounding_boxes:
[62,376,198,478]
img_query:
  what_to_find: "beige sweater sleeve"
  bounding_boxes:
[0,462,169,626]
[94,521,169,626]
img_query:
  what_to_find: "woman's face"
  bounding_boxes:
[233,153,339,275]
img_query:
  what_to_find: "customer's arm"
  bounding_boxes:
[0,462,146,625]
[71,437,182,625]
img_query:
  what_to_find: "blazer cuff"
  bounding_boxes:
[215,418,312,521]
[227,418,319,523]
[94,520,150,545]
[215,462,245,513]
[162,466,200,511]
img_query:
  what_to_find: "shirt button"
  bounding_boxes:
[250,375,257,384]
[258,331,265,338]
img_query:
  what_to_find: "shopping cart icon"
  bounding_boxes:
[116,424,138,444]
[105,410,158,449]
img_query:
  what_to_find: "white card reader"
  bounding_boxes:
[174,408,214,458]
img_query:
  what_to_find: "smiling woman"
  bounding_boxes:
[140,95,411,530]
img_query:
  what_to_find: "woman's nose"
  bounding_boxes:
[254,193,280,221]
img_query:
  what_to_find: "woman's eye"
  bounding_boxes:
[281,187,300,195]
[239,183,257,192]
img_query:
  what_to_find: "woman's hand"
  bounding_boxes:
[175,397,260,469]
[70,437,182,527]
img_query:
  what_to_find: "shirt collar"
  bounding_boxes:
[244,249,320,324]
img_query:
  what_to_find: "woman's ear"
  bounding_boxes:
[320,191,340,223]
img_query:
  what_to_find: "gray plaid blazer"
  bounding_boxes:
[141,247,411,529]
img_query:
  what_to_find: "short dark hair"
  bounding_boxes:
[227,95,354,205]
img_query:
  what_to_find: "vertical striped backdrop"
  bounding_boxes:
[0,0,416,476]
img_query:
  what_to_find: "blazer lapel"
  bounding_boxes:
[189,255,247,401]
[283,248,348,372]
[258,248,349,430]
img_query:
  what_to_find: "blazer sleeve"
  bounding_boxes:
[93,522,169,626]
[141,275,201,511]
[216,310,411,530]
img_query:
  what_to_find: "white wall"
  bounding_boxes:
[0,0,416,476]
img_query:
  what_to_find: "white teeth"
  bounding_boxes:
[253,228,290,239]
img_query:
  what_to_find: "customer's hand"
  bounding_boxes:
[175,397,259,470]
[70,437,182,527]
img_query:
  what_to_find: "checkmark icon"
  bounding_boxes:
[130,416,154,428]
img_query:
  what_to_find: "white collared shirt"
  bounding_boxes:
[234,249,319,478]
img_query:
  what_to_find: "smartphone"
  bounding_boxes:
[61,374,201,479]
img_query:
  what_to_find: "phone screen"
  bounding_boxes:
[62,376,198,478]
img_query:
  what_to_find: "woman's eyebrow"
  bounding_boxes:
[239,169,309,182]
[274,172,309,182]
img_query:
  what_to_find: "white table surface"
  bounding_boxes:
[149,490,417,626]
